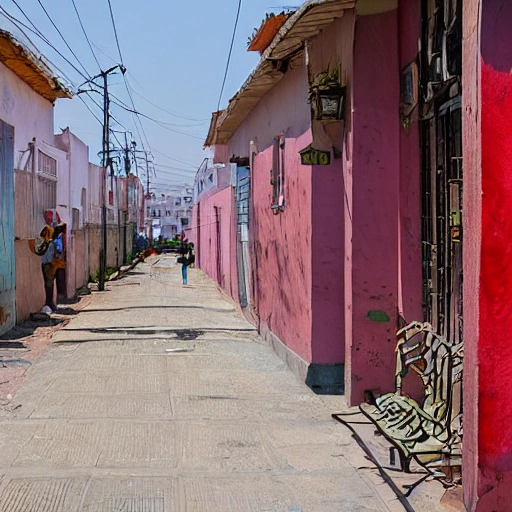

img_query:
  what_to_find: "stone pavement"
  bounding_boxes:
[0,256,447,511]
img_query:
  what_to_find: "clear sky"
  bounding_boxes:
[0,0,299,192]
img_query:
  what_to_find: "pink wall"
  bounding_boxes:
[193,187,238,299]
[397,0,423,323]
[250,132,314,363]
[308,14,355,364]
[227,18,352,367]
[0,61,55,158]
[227,59,315,363]
[345,10,401,404]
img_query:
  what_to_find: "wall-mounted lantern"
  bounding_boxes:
[312,85,347,121]
[308,65,347,122]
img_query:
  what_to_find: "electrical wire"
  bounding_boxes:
[109,94,206,128]
[5,3,147,170]
[152,148,197,169]
[36,0,91,79]
[217,0,242,110]
[154,164,197,173]
[153,167,196,178]
[77,94,102,125]
[106,0,124,65]
[104,0,151,153]
[123,76,153,152]
[130,88,210,123]
[109,98,206,140]
[0,5,87,83]
[70,0,101,70]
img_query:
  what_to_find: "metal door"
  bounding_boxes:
[236,166,250,308]
[0,119,15,335]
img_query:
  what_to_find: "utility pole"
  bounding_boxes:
[97,65,124,291]
[145,151,152,243]
[132,148,153,243]
[123,132,131,176]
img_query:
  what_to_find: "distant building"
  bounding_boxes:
[145,184,193,240]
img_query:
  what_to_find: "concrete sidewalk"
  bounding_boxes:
[0,256,444,511]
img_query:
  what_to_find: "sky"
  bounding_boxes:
[0,0,299,193]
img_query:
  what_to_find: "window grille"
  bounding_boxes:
[38,150,57,179]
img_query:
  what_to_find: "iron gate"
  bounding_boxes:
[420,0,463,346]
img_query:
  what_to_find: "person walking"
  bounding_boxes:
[36,210,65,312]
[178,252,189,285]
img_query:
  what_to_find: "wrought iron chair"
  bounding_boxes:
[359,321,463,479]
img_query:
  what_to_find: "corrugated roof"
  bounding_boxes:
[0,30,72,102]
[205,0,355,146]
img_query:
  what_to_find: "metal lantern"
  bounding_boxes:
[313,85,347,121]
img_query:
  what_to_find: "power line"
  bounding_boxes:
[71,0,101,70]
[123,76,152,152]
[153,167,196,178]
[109,94,207,128]
[36,0,91,79]
[152,148,197,169]
[154,163,197,173]
[130,88,210,123]
[109,98,206,140]
[77,94,102,125]
[0,5,87,83]
[217,0,242,110]
[106,0,124,65]
[104,0,149,153]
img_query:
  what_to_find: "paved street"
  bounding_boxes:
[0,256,432,511]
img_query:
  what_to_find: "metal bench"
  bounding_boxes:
[359,321,463,481]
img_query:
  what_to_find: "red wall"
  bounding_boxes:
[461,1,512,509]
[477,60,512,511]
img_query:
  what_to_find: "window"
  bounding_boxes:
[36,151,57,214]
[270,134,285,212]
[37,177,57,212]
[38,150,57,178]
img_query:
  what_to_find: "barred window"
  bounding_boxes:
[37,176,57,212]
[38,150,57,178]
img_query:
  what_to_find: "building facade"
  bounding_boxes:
[145,184,194,240]
[192,0,512,509]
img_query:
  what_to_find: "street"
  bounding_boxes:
[0,256,441,511]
